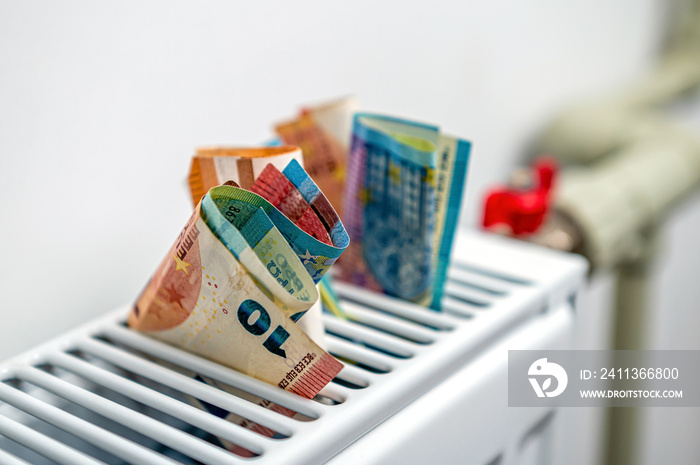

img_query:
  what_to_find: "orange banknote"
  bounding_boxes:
[188,146,304,206]
[275,97,356,216]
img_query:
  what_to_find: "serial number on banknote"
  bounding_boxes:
[278,352,317,389]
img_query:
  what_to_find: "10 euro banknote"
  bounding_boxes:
[129,162,348,398]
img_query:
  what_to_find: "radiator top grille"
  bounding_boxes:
[0,232,585,465]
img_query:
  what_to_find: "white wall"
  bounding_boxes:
[0,0,662,357]
[5,1,697,464]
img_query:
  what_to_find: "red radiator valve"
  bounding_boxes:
[482,157,557,236]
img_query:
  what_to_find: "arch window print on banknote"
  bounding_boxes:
[340,113,471,310]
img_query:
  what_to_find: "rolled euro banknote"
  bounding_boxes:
[129,180,345,398]
[170,160,348,457]
[340,113,471,310]
[188,146,333,345]
[233,158,348,343]
[187,148,349,286]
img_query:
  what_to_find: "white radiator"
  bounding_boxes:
[0,231,586,465]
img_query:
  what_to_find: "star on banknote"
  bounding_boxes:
[173,254,191,276]
[423,167,436,187]
[162,283,186,306]
[388,161,401,184]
